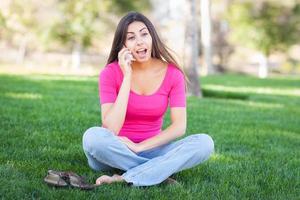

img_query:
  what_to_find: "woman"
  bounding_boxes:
[82,11,214,187]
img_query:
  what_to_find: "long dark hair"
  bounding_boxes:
[107,11,180,68]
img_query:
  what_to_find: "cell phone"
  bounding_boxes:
[125,53,133,61]
[123,45,135,62]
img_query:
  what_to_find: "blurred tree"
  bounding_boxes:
[151,0,202,97]
[201,0,213,76]
[0,11,5,27]
[212,20,234,72]
[5,0,38,64]
[185,0,201,96]
[47,0,101,69]
[0,10,14,48]
[0,11,6,39]
[107,0,150,14]
[46,0,150,69]
[227,1,300,78]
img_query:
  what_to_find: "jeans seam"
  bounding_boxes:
[124,138,210,182]
[88,149,121,169]
[85,128,148,171]
[124,142,186,180]
[84,127,120,169]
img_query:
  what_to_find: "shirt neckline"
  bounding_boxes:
[118,62,170,97]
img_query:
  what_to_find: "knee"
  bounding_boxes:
[189,134,215,157]
[201,134,214,155]
[82,127,112,152]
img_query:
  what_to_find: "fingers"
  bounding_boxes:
[118,47,130,59]
[125,52,134,64]
[118,47,129,59]
[118,137,124,143]
[118,136,130,142]
[125,53,133,61]
[118,137,129,145]
[118,47,135,63]
[118,46,134,75]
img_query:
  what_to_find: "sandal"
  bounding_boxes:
[44,170,68,187]
[67,171,95,190]
[44,170,95,190]
[163,177,180,185]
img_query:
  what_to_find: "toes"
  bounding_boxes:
[95,175,113,185]
[95,178,102,185]
[95,174,124,185]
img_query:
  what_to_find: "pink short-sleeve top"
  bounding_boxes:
[99,61,186,143]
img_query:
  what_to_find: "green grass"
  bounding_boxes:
[0,73,299,199]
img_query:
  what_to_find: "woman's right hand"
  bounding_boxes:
[118,47,135,76]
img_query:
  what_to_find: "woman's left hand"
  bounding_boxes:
[118,136,142,153]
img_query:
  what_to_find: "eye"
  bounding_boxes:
[142,32,148,36]
[127,36,135,40]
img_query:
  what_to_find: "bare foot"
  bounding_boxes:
[95,174,124,185]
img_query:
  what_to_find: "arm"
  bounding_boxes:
[136,67,188,151]
[119,107,186,153]
[101,48,134,135]
[118,65,187,152]
[138,107,186,151]
[101,74,131,135]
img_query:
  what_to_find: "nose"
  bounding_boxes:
[136,36,144,46]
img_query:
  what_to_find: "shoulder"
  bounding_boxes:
[100,61,120,77]
[162,63,185,91]
[168,63,185,80]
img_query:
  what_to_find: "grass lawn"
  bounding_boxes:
[0,73,299,199]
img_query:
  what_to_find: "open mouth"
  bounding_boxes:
[136,48,147,57]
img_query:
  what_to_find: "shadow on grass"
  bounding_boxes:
[202,88,249,100]
[202,73,300,89]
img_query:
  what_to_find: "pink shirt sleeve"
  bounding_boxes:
[99,66,117,104]
[169,68,186,107]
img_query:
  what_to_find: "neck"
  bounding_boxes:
[131,58,155,71]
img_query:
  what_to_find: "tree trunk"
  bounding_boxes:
[72,43,81,69]
[184,0,201,97]
[150,0,202,96]
[258,53,268,78]
[17,35,28,64]
[201,0,213,75]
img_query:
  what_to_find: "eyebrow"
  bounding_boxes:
[126,27,147,34]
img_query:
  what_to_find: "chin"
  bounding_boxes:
[137,55,152,63]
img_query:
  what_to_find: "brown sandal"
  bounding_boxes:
[44,170,95,190]
[44,170,68,187]
[163,177,180,185]
[67,171,95,190]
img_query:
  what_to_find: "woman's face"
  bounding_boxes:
[124,21,152,62]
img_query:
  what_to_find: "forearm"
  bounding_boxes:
[102,74,131,134]
[138,122,186,152]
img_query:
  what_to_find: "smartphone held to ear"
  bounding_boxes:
[125,53,134,62]
[125,52,136,64]
[122,45,136,64]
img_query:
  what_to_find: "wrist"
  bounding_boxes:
[123,73,132,80]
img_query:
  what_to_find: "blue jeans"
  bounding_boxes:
[82,127,214,187]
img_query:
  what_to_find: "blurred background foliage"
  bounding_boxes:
[225,0,300,78]
[227,1,300,57]
[0,0,299,77]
